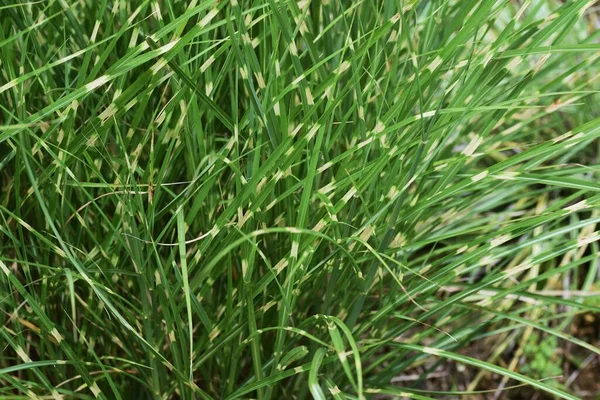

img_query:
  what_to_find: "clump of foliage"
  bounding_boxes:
[521,333,563,387]
[1,0,599,399]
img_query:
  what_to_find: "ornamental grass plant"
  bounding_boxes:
[1,0,600,398]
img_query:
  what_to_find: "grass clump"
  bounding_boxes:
[1,0,599,398]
